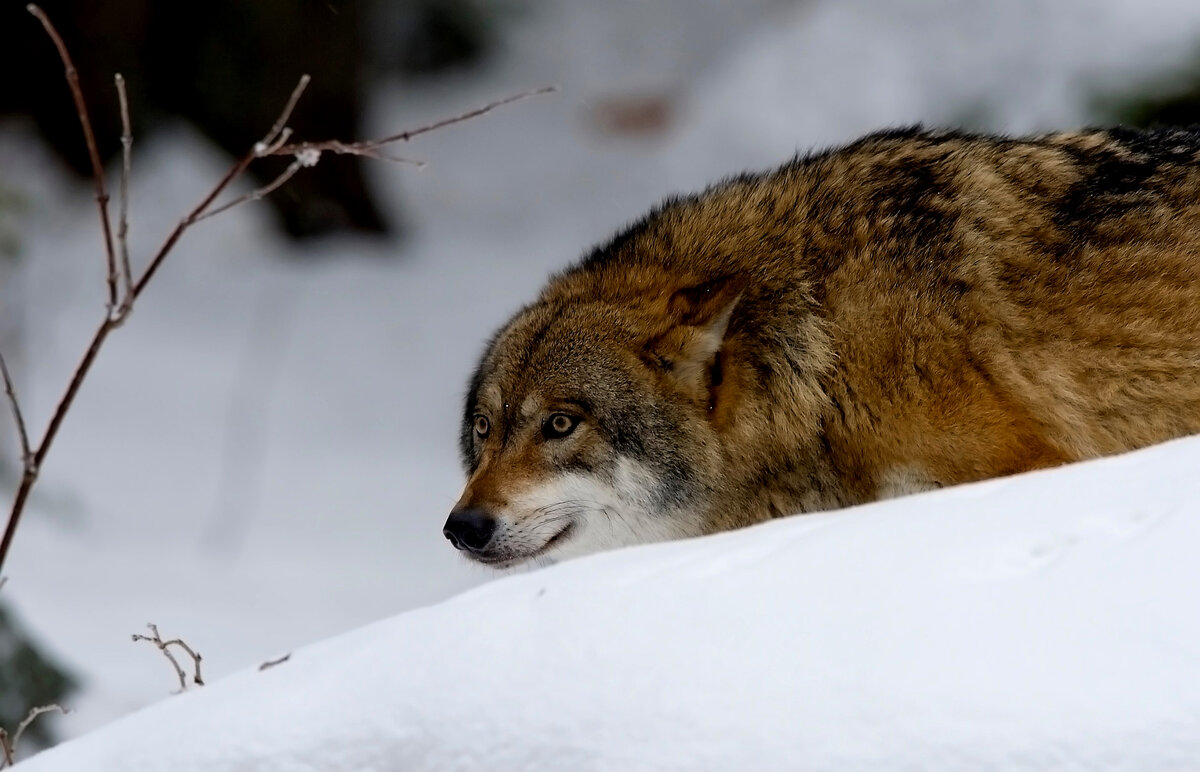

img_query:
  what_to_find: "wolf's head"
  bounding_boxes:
[445,274,743,568]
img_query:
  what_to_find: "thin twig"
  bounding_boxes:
[128,72,314,299]
[27,4,118,313]
[256,74,310,155]
[258,653,291,671]
[0,351,31,470]
[114,73,134,319]
[132,623,204,693]
[0,11,552,575]
[270,85,556,160]
[0,320,112,572]
[259,127,293,158]
[0,704,69,768]
[0,71,310,575]
[11,705,68,754]
[196,159,305,222]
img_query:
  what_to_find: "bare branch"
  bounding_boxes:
[161,637,204,686]
[114,73,134,319]
[0,351,31,470]
[196,159,305,223]
[11,705,69,754]
[0,704,69,768]
[132,623,204,693]
[270,85,556,161]
[256,74,310,155]
[258,653,292,671]
[0,72,318,573]
[0,70,326,574]
[128,73,315,300]
[0,15,550,576]
[259,127,293,158]
[0,320,113,573]
[27,4,119,313]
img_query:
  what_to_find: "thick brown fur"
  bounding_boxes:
[451,126,1200,566]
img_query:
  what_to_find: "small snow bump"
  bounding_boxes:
[296,148,322,168]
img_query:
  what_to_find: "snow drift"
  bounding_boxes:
[21,435,1200,771]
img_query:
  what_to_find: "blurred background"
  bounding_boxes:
[2,0,1200,753]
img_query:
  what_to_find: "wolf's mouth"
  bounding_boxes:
[538,520,575,554]
[476,520,575,568]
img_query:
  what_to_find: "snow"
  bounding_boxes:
[2,0,1200,764]
[666,0,1200,184]
[292,148,321,168]
[20,435,1200,770]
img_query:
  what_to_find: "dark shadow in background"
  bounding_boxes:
[0,0,494,241]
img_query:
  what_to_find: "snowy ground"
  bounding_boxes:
[20,435,1200,771]
[3,0,1200,757]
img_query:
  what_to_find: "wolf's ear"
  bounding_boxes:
[645,276,743,401]
[666,275,745,327]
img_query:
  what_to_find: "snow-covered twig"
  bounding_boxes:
[132,623,204,693]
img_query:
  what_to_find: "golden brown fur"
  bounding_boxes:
[448,126,1200,565]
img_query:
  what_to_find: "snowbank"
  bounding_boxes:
[22,436,1200,770]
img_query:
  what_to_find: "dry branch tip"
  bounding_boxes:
[0,350,32,470]
[27,3,120,312]
[258,652,292,671]
[0,704,69,767]
[132,623,204,693]
[112,73,135,321]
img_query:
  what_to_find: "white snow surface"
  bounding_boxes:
[21,435,1200,771]
[3,0,1200,763]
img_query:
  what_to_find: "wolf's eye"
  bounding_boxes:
[543,413,580,440]
[473,415,490,439]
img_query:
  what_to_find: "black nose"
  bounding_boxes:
[443,509,496,552]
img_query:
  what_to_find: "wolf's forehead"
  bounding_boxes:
[481,303,636,399]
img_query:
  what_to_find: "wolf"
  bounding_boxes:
[444,126,1200,568]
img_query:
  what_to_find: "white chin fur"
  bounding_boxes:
[498,458,700,562]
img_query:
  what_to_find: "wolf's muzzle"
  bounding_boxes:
[443,508,496,553]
